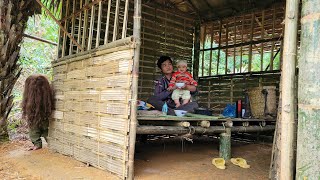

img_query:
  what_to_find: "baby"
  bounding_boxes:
[167,60,198,107]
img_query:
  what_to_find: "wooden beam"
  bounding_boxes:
[23,33,57,46]
[36,0,83,52]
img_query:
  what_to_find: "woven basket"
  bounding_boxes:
[248,87,265,118]
[264,86,277,116]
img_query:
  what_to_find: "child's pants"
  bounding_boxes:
[29,121,48,148]
[172,89,191,100]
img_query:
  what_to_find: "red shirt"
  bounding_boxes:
[169,71,198,87]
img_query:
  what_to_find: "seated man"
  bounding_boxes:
[147,56,198,115]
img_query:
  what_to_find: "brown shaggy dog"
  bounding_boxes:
[22,75,54,128]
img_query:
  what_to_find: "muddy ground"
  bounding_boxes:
[0,137,272,180]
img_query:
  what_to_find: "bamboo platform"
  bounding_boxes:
[138,115,276,122]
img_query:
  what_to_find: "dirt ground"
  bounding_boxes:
[0,137,272,180]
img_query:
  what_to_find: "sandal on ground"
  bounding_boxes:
[212,158,226,169]
[27,146,42,151]
[230,158,250,168]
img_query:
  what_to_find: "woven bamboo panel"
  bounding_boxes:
[50,46,134,179]
[198,72,280,115]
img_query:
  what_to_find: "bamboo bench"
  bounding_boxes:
[137,114,275,160]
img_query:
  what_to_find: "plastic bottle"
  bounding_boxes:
[162,102,168,115]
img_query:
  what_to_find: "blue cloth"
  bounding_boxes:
[222,103,236,118]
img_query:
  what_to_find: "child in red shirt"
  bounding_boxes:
[167,60,198,107]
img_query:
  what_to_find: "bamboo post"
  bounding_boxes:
[217,20,222,75]
[81,0,89,50]
[35,0,84,52]
[240,15,244,73]
[193,22,200,79]
[113,0,120,42]
[280,0,299,179]
[209,23,214,76]
[270,6,276,70]
[296,0,320,178]
[122,0,129,39]
[201,25,206,77]
[69,0,76,55]
[76,0,83,53]
[62,0,69,57]
[128,0,141,179]
[104,0,111,44]
[87,4,95,50]
[95,1,102,48]
[260,10,265,71]
[219,128,231,160]
[233,17,236,74]
[225,22,228,74]
[248,13,254,72]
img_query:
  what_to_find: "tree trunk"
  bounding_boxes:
[0,0,40,140]
[296,0,320,178]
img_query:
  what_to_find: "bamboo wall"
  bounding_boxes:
[138,3,195,100]
[198,71,280,114]
[49,39,135,179]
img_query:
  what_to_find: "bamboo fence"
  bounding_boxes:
[49,38,135,179]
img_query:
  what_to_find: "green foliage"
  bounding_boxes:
[199,38,281,76]
[8,14,58,138]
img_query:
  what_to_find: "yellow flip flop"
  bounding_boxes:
[230,158,250,168]
[212,158,226,170]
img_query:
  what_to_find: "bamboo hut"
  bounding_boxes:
[42,0,315,179]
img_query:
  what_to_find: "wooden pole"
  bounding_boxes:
[193,22,200,79]
[35,0,83,52]
[22,34,57,46]
[201,25,206,76]
[104,0,112,44]
[95,1,102,48]
[113,0,120,42]
[69,0,76,55]
[217,20,222,75]
[128,0,141,179]
[122,0,129,39]
[225,22,228,74]
[136,125,275,135]
[76,0,83,53]
[240,15,244,73]
[87,4,95,50]
[296,0,320,178]
[248,13,254,72]
[280,0,299,179]
[219,128,231,160]
[270,6,276,71]
[260,10,265,71]
[82,0,89,49]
